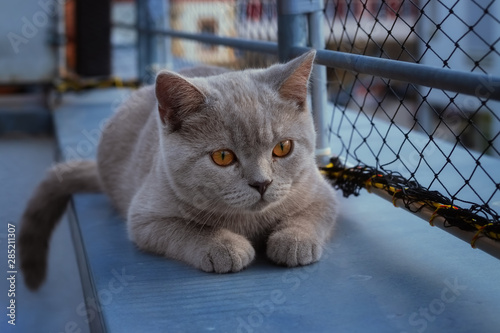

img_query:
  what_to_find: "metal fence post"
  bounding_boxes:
[164,0,172,70]
[277,0,308,62]
[148,0,168,70]
[137,1,155,83]
[308,9,331,166]
[137,0,148,82]
[277,0,330,165]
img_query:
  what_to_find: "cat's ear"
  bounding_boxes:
[155,71,206,131]
[278,50,316,108]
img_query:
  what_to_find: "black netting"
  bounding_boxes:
[324,0,500,233]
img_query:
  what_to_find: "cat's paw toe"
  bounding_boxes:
[200,233,255,273]
[267,228,323,267]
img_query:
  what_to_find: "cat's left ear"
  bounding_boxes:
[278,50,316,108]
[155,71,206,131]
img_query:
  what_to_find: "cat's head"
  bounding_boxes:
[155,51,318,214]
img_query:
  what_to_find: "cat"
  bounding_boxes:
[19,50,338,290]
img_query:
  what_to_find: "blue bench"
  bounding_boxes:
[52,88,500,332]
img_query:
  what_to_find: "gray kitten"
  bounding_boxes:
[19,51,338,290]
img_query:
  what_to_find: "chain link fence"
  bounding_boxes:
[323,0,499,227]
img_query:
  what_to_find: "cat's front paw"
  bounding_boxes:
[200,232,255,273]
[267,227,323,267]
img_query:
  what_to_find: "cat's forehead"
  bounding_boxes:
[206,74,297,142]
[178,70,313,151]
[205,72,291,117]
[205,71,270,102]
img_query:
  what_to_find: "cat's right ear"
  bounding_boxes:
[155,71,206,131]
[278,50,316,108]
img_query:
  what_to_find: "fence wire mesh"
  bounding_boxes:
[324,0,500,225]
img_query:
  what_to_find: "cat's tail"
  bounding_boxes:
[19,160,101,290]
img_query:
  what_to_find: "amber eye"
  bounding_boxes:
[211,149,236,166]
[272,140,293,157]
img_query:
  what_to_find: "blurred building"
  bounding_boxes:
[171,0,237,65]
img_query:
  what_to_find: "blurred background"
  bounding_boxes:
[1,0,498,152]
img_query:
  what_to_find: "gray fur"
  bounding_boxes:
[19,51,338,289]
[19,160,100,289]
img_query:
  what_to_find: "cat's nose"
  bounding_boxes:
[249,180,273,196]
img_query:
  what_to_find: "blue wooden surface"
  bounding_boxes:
[53,89,500,332]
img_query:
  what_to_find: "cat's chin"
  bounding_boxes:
[245,199,277,213]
